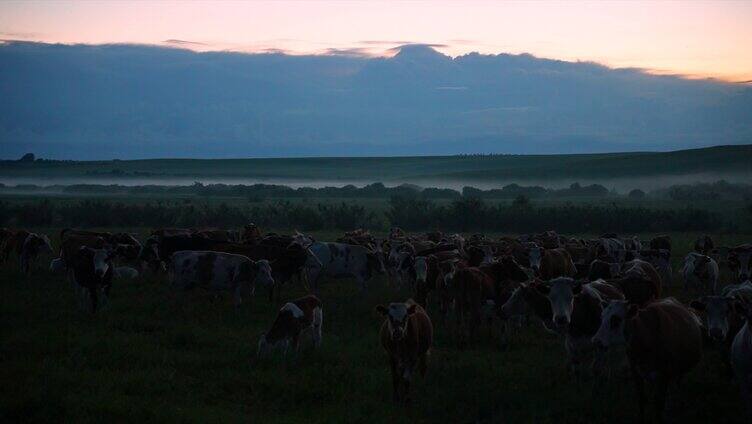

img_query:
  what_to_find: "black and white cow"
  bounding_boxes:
[305,242,385,292]
[169,251,274,306]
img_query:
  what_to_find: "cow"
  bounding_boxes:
[595,237,627,263]
[694,235,715,255]
[60,229,140,265]
[498,281,554,333]
[728,244,752,281]
[305,242,385,292]
[731,301,752,419]
[376,300,433,404]
[535,278,625,378]
[588,259,621,281]
[241,223,263,244]
[257,295,323,357]
[168,251,274,306]
[637,248,672,287]
[615,259,662,305]
[681,252,720,294]
[0,230,53,273]
[528,247,577,280]
[70,246,116,313]
[413,250,463,307]
[690,295,744,375]
[592,298,703,422]
[649,235,672,253]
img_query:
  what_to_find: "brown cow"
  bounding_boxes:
[257,295,323,357]
[529,247,577,280]
[592,298,703,421]
[615,259,662,305]
[376,300,433,404]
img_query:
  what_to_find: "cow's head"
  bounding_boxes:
[729,247,752,281]
[592,299,636,349]
[690,296,738,342]
[138,238,160,265]
[291,231,314,249]
[528,246,543,272]
[539,277,583,330]
[250,259,275,288]
[80,246,115,278]
[376,302,418,340]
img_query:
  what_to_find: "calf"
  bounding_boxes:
[169,251,274,306]
[70,246,116,313]
[305,242,385,292]
[732,302,752,418]
[376,300,433,404]
[257,295,323,357]
[592,298,703,421]
[528,247,577,280]
[681,252,720,294]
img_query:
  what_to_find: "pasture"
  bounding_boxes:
[1,230,750,423]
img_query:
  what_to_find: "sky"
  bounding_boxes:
[1,0,751,82]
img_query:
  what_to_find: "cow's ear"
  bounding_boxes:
[689,299,705,311]
[407,304,418,315]
[375,305,388,316]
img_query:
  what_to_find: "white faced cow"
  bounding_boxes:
[169,251,274,306]
[681,252,719,294]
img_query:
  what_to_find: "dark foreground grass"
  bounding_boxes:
[1,232,751,423]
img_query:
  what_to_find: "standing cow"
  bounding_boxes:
[70,246,116,313]
[305,242,385,292]
[169,251,274,306]
[376,300,433,404]
[528,246,577,280]
[732,301,752,419]
[0,229,53,273]
[681,253,720,294]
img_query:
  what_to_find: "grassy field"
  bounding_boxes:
[1,230,751,423]
[2,145,750,184]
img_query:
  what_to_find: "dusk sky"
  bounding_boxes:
[1,0,751,82]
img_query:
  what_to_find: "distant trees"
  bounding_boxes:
[18,153,35,162]
[628,189,646,199]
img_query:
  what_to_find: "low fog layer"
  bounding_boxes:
[1,42,751,159]
[1,172,749,193]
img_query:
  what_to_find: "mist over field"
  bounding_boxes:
[1,42,751,159]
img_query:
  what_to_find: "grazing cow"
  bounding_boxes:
[649,235,672,253]
[616,259,662,305]
[592,298,703,421]
[529,247,577,280]
[681,253,720,294]
[114,266,140,279]
[257,295,323,357]
[731,302,752,418]
[690,295,744,375]
[70,246,116,313]
[169,251,274,306]
[637,248,672,287]
[728,244,752,281]
[588,259,621,281]
[536,278,625,378]
[305,242,385,292]
[376,300,433,404]
[694,234,715,255]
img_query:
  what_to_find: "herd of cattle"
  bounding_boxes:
[2,225,752,420]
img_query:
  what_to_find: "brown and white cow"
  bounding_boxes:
[169,251,274,306]
[257,295,323,357]
[681,252,719,294]
[690,294,744,375]
[376,300,433,404]
[70,246,116,313]
[592,298,703,421]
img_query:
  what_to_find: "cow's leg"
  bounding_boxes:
[390,358,401,403]
[19,254,29,274]
[233,284,243,307]
[401,364,413,404]
[632,368,646,423]
[88,287,98,314]
[312,308,323,348]
[655,374,669,422]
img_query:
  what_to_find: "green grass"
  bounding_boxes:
[2,144,751,182]
[1,231,751,423]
